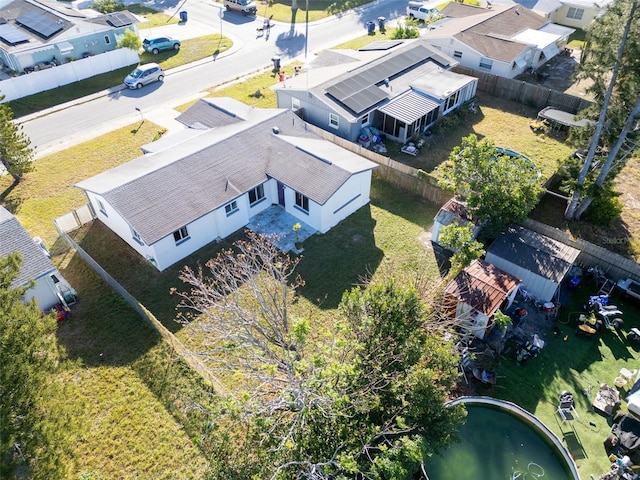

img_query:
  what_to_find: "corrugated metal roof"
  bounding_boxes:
[486,226,579,283]
[445,258,521,315]
[378,90,440,124]
[0,206,55,287]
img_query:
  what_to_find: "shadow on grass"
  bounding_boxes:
[55,247,162,367]
[297,203,383,309]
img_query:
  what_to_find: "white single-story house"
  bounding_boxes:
[272,38,478,144]
[423,3,575,79]
[0,205,75,310]
[75,98,378,272]
[506,0,613,29]
[444,258,521,339]
[0,0,139,74]
[485,225,580,302]
[431,198,482,247]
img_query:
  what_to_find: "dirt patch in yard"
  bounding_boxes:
[515,49,594,99]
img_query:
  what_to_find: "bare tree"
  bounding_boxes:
[172,230,326,416]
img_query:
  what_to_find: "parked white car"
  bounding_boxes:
[124,63,164,89]
[406,0,440,21]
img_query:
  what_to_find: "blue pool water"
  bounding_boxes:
[423,398,579,480]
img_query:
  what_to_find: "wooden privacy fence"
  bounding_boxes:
[306,123,453,205]
[453,66,592,114]
[524,219,640,283]
[53,213,229,396]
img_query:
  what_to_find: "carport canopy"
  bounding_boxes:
[538,106,593,128]
[378,90,440,124]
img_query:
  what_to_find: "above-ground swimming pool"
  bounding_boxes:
[422,397,580,480]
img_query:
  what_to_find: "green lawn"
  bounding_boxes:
[1,16,637,478]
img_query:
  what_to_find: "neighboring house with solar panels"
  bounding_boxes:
[0,205,75,310]
[0,0,138,75]
[423,3,574,79]
[272,38,478,144]
[75,98,378,271]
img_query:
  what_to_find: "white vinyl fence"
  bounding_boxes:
[0,48,139,102]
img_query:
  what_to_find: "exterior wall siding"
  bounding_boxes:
[23,276,59,310]
[485,252,557,302]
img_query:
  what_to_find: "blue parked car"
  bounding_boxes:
[142,36,181,55]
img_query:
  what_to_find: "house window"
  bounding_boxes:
[104,35,111,45]
[173,226,189,245]
[132,228,144,245]
[292,97,301,111]
[329,113,339,129]
[453,50,463,59]
[295,192,309,213]
[479,57,493,70]
[97,199,107,216]
[225,200,239,216]
[248,185,265,206]
[566,7,584,19]
[444,90,460,111]
[361,113,369,126]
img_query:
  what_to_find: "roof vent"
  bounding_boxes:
[273,126,280,134]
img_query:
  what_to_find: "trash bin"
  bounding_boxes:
[366,21,375,34]
[179,10,188,22]
[271,57,281,70]
[377,16,386,32]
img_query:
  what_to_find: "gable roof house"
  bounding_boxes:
[423,3,574,79]
[272,39,478,144]
[485,225,580,302]
[443,258,521,339]
[508,0,613,29]
[75,98,378,272]
[0,205,75,310]
[0,0,139,99]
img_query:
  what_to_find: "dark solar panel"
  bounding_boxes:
[340,86,388,113]
[0,24,30,45]
[327,44,434,102]
[107,12,132,28]
[16,10,62,39]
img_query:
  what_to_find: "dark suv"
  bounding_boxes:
[143,37,181,55]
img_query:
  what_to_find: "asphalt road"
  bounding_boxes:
[19,0,409,158]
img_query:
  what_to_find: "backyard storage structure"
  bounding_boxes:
[485,225,580,302]
[443,258,521,339]
[431,198,481,247]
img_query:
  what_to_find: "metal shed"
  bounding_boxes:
[485,226,580,302]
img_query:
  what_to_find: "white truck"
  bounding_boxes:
[406,0,440,21]
[224,0,257,16]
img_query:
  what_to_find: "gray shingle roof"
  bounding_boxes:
[0,206,55,287]
[487,225,579,283]
[76,108,377,246]
[433,3,550,61]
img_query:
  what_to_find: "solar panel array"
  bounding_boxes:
[325,44,437,114]
[16,10,62,39]
[107,12,132,28]
[0,24,29,45]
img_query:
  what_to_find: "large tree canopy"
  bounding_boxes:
[174,233,464,479]
[439,134,543,236]
[564,0,640,220]
[0,253,66,479]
